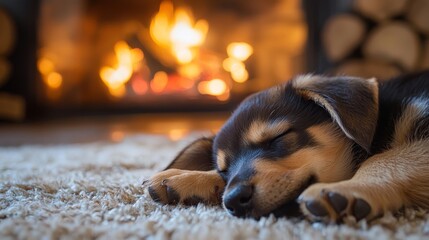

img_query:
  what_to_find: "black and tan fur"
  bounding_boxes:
[145,71,429,223]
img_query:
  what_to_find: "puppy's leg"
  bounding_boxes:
[146,137,225,205]
[299,140,429,223]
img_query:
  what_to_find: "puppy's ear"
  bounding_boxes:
[164,137,215,171]
[293,75,379,152]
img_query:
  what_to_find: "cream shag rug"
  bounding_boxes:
[1,133,429,240]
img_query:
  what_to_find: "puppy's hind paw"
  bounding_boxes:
[298,183,377,224]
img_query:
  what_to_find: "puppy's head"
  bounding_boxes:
[214,75,379,218]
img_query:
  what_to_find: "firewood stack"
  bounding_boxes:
[0,8,14,86]
[323,0,429,80]
[0,7,24,121]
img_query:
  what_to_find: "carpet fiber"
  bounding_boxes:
[1,134,429,239]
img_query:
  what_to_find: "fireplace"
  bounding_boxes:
[0,0,301,119]
[0,0,314,121]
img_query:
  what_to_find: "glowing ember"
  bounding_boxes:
[222,58,244,73]
[150,1,208,65]
[151,71,169,93]
[38,58,55,75]
[178,63,201,80]
[231,66,249,83]
[45,72,63,89]
[38,57,63,89]
[174,47,193,64]
[198,78,228,96]
[131,78,148,95]
[227,42,253,61]
[108,85,126,98]
[224,42,253,83]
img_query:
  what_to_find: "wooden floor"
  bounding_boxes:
[0,113,229,146]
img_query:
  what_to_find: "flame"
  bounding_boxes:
[178,63,200,80]
[198,78,228,96]
[170,9,208,48]
[150,1,208,65]
[227,42,253,61]
[38,57,63,89]
[223,42,253,83]
[38,58,55,75]
[100,41,143,97]
[45,72,63,89]
[132,78,148,95]
[151,71,169,93]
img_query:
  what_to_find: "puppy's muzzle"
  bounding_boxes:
[223,184,254,217]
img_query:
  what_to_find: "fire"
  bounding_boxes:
[150,1,208,65]
[45,72,63,89]
[100,41,142,97]
[224,42,253,83]
[198,78,228,96]
[227,42,253,61]
[38,57,63,89]
[150,71,169,93]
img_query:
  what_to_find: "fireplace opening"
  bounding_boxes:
[34,0,307,116]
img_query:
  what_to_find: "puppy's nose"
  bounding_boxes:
[223,184,253,217]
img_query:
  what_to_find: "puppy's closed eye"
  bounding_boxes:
[266,129,294,147]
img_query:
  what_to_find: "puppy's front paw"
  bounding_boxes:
[144,169,225,206]
[298,183,379,223]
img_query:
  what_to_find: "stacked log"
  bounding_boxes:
[323,0,429,80]
[0,7,22,121]
[0,8,15,86]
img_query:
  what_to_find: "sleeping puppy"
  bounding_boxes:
[145,71,429,223]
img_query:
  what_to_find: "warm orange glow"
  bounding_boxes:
[170,9,208,47]
[108,85,126,98]
[45,72,63,89]
[168,129,188,141]
[150,1,208,65]
[223,42,253,83]
[227,42,253,61]
[217,91,230,101]
[151,71,169,93]
[198,78,228,96]
[111,130,125,142]
[100,41,144,97]
[223,58,244,72]
[231,67,249,83]
[174,47,193,64]
[150,1,174,47]
[131,48,144,66]
[132,79,148,95]
[223,57,249,83]
[38,58,55,75]
[178,64,200,80]
[38,57,63,89]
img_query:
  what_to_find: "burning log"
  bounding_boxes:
[322,13,366,62]
[354,0,408,22]
[0,8,15,55]
[335,59,402,80]
[406,0,429,35]
[363,21,420,70]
